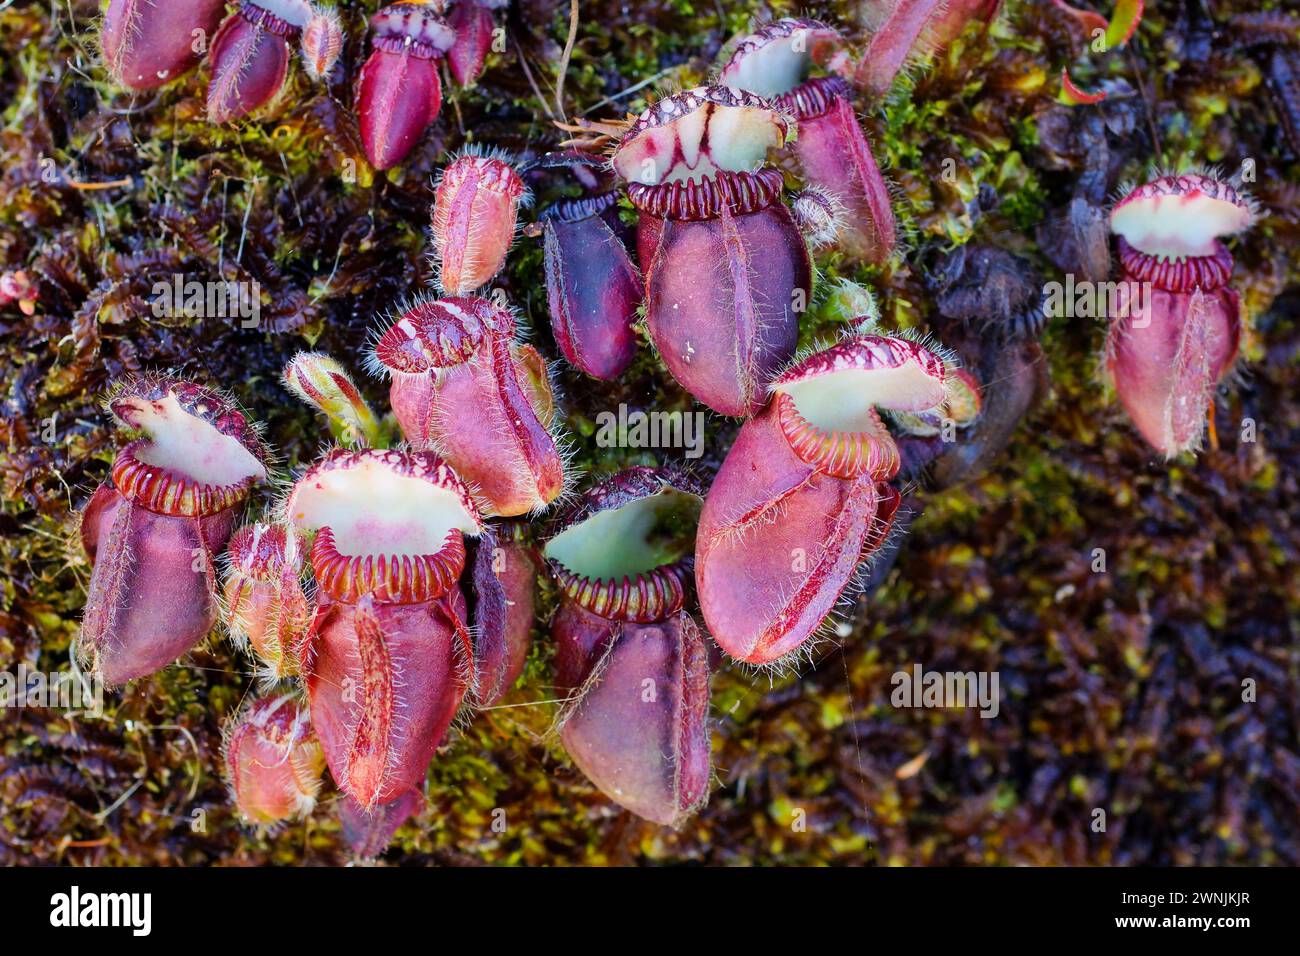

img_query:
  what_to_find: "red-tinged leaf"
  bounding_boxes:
[1105,0,1144,48]
[1050,0,1108,37]
[1060,68,1107,105]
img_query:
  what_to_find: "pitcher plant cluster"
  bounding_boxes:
[70,1,1258,852]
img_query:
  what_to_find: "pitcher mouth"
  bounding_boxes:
[771,75,851,121]
[310,525,467,604]
[1110,173,1255,262]
[370,1,456,58]
[540,190,621,224]
[626,167,785,221]
[611,85,791,189]
[545,468,702,623]
[549,559,694,623]
[773,395,900,481]
[771,335,949,480]
[1115,236,1234,293]
[285,448,484,604]
[886,366,983,438]
[718,17,848,117]
[239,0,312,36]
[107,379,268,517]
[112,441,261,517]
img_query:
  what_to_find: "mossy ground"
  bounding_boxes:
[1,0,1297,865]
